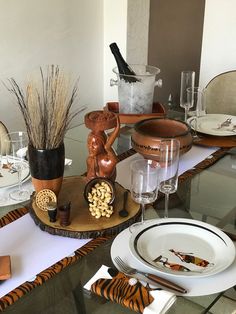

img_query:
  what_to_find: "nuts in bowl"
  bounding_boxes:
[84,177,115,219]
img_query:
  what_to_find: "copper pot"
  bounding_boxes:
[131,118,193,161]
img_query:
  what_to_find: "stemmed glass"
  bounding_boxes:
[129,159,160,232]
[187,87,205,140]
[180,71,195,122]
[159,139,180,218]
[1,131,30,201]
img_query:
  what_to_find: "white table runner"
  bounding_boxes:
[0,214,90,298]
[116,145,219,190]
[0,145,219,298]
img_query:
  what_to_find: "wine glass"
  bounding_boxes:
[2,131,30,201]
[129,158,160,232]
[187,87,205,140]
[159,139,180,218]
[180,71,195,122]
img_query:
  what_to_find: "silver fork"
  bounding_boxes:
[217,118,232,129]
[114,256,187,294]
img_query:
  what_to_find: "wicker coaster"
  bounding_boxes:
[35,189,57,211]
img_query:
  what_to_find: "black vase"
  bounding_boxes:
[28,143,65,196]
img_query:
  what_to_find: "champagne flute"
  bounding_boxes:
[129,159,160,232]
[180,71,195,122]
[2,131,30,201]
[159,139,180,218]
[187,87,205,140]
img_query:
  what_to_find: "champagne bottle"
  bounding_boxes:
[109,42,138,83]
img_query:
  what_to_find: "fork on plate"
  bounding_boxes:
[217,118,232,129]
[114,256,187,294]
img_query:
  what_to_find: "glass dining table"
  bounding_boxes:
[0,117,236,314]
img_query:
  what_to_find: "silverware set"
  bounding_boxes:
[114,256,187,294]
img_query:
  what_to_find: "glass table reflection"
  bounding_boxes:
[0,121,235,314]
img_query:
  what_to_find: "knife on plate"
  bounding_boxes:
[128,270,187,294]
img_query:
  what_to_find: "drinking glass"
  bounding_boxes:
[187,87,205,140]
[180,71,195,122]
[159,139,180,218]
[129,159,160,232]
[2,131,29,201]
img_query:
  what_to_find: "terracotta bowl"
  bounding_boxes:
[84,177,115,205]
[131,118,193,161]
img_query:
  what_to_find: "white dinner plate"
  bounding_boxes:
[111,219,236,296]
[187,114,236,136]
[129,219,235,278]
[0,158,30,189]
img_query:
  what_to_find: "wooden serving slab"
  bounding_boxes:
[29,176,141,239]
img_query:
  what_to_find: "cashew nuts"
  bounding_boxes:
[87,181,114,219]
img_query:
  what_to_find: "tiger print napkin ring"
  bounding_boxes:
[90,267,154,313]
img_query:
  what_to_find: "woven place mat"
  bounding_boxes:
[0,147,228,310]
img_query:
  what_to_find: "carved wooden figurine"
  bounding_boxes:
[85,111,120,182]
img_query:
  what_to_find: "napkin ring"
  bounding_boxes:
[91,268,154,313]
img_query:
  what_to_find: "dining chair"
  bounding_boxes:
[204,70,236,115]
[0,121,10,155]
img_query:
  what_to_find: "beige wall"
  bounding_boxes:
[127,0,150,65]
[103,0,128,104]
[0,0,105,131]
[0,0,129,132]
[199,0,236,88]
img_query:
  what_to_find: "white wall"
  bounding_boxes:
[103,0,128,105]
[199,0,236,88]
[0,0,128,131]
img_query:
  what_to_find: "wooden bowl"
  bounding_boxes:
[84,177,115,205]
[131,118,193,160]
[85,110,117,131]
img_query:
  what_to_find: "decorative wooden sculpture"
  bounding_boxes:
[85,111,120,182]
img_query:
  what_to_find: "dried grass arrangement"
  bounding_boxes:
[6,65,84,150]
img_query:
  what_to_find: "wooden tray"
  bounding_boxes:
[194,133,236,147]
[104,102,166,124]
[29,176,140,239]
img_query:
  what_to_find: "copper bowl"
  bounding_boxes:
[131,118,193,161]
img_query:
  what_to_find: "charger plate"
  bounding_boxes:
[188,114,236,136]
[129,218,235,278]
[111,219,236,296]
